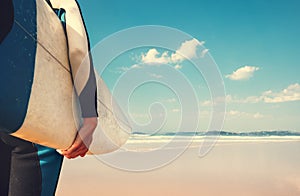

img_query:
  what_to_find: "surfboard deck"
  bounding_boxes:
[0,0,130,154]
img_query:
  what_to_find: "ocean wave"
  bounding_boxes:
[131,130,300,137]
[123,136,300,152]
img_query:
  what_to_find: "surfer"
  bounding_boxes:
[0,0,97,195]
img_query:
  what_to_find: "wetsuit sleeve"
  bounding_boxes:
[50,0,98,118]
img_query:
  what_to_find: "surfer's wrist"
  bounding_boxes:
[62,117,97,159]
[82,117,98,130]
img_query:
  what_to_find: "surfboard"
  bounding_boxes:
[0,0,130,154]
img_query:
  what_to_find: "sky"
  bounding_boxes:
[76,0,300,133]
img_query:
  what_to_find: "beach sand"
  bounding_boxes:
[56,140,300,196]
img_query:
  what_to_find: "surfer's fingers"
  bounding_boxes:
[66,135,82,151]
[62,136,82,155]
[65,146,88,159]
[63,138,89,158]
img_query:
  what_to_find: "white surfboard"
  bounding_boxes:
[1,0,130,154]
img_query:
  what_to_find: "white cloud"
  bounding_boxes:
[112,66,130,74]
[253,112,264,119]
[200,48,209,58]
[141,38,206,65]
[130,64,142,69]
[226,83,300,104]
[200,96,227,107]
[141,49,171,65]
[171,38,204,62]
[113,64,142,73]
[228,110,242,116]
[226,66,260,81]
[201,100,213,107]
[227,110,264,119]
[225,94,262,104]
[263,83,300,103]
[172,108,180,113]
[174,64,182,70]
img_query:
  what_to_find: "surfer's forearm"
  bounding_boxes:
[81,117,98,134]
[78,60,98,118]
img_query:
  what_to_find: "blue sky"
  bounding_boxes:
[77,0,300,132]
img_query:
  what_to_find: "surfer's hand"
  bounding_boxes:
[62,117,97,159]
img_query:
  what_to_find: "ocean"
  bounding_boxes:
[123,131,300,151]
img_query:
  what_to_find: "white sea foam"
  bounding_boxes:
[122,135,300,152]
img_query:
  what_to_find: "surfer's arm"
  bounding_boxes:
[50,0,98,118]
[50,0,98,158]
[65,1,98,118]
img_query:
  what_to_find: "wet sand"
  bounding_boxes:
[56,141,300,196]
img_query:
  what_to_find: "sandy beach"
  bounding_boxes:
[56,138,300,196]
